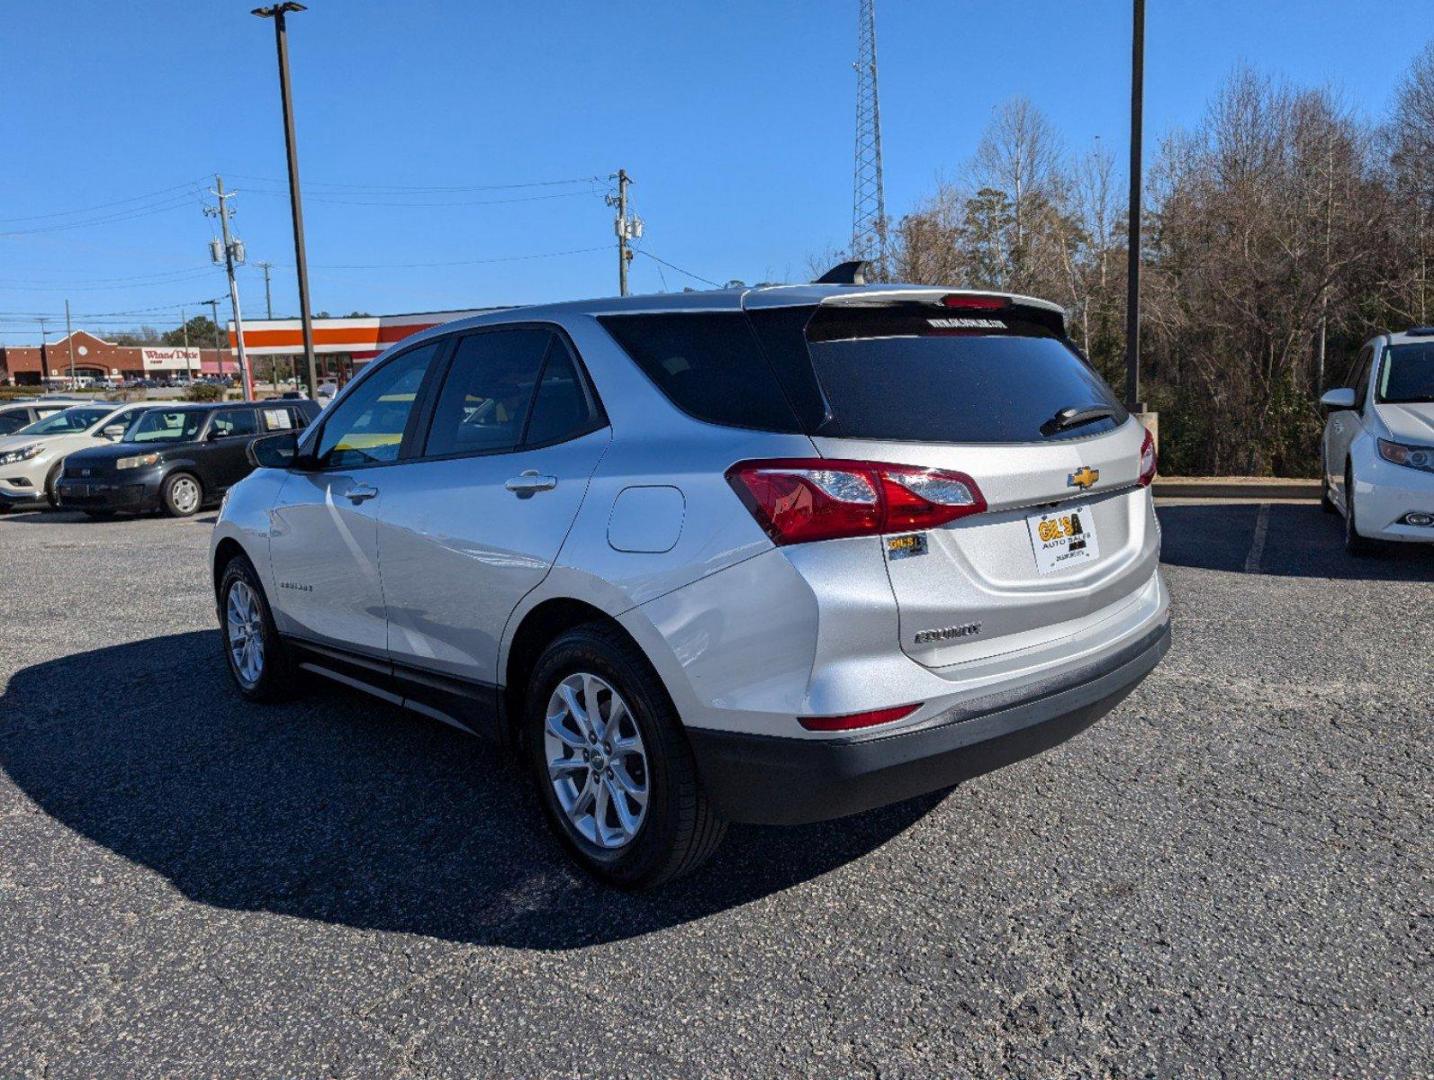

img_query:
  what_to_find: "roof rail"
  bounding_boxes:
[1402,326,1434,336]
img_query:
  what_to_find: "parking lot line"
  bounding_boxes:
[1243,502,1270,573]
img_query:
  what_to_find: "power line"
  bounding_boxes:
[0,195,200,238]
[635,250,722,288]
[0,179,209,223]
[239,186,603,209]
[276,245,610,271]
[225,172,606,194]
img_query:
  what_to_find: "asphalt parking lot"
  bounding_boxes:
[0,501,1429,1078]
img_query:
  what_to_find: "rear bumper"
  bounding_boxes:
[686,616,1171,825]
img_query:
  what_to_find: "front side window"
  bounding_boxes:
[209,409,260,439]
[1350,346,1374,411]
[315,341,440,468]
[18,407,110,435]
[424,329,552,457]
[125,410,206,444]
[1378,343,1434,404]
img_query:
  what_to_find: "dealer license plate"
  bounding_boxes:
[1026,506,1100,575]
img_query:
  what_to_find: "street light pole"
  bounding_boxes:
[1123,0,1146,413]
[254,2,317,400]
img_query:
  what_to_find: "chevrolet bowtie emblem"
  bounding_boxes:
[1067,466,1099,490]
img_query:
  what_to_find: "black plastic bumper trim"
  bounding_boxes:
[685,618,1171,826]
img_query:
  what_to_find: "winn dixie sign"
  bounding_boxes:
[140,347,201,371]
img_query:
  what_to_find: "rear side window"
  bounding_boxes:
[210,409,260,438]
[802,306,1126,443]
[523,339,602,447]
[600,313,801,432]
[424,328,552,457]
[0,411,29,434]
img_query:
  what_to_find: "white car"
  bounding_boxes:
[0,401,157,510]
[1320,329,1434,553]
[0,399,73,437]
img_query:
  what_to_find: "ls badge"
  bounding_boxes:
[1067,466,1100,490]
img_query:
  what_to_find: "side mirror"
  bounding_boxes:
[247,431,302,469]
[99,423,127,439]
[1320,387,1357,410]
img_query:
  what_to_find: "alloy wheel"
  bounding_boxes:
[543,672,650,849]
[226,580,266,688]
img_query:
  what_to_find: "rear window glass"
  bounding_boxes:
[804,306,1126,443]
[599,313,801,433]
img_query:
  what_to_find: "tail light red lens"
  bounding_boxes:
[726,458,987,545]
[1137,427,1157,487]
[798,703,921,732]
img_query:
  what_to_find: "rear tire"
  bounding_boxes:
[525,623,726,889]
[1344,464,1375,556]
[218,554,299,702]
[161,472,203,517]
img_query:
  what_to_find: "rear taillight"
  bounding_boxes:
[726,458,986,545]
[1137,427,1157,487]
[798,703,921,732]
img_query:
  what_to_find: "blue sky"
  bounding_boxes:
[2,0,1432,344]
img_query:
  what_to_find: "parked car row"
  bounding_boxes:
[0,397,318,516]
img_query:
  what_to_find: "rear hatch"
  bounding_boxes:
[749,291,1160,669]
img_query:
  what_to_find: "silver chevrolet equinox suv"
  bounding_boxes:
[211,279,1170,887]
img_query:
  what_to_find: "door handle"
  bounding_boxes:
[344,482,379,504]
[505,471,557,496]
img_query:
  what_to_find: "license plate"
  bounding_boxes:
[1026,506,1100,575]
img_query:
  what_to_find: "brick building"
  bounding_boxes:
[0,331,228,386]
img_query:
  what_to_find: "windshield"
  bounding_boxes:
[1379,344,1434,403]
[124,409,205,444]
[16,407,111,436]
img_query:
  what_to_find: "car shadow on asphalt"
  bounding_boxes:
[0,630,941,948]
[1157,502,1433,581]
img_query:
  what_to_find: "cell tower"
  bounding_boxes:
[851,0,887,276]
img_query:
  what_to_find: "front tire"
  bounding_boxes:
[525,624,726,889]
[218,555,298,702]
[161,471,203,517]
[1344,464,1375,556]
[44,463,63,509]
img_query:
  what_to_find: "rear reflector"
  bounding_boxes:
[798,703,921,732]
[726,458,986,545]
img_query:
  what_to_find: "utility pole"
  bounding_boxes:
[1123,0,1146,412]
[607,170,641,296]
[254,2,318,399]
[256,260,275,318]
[209,298,225,381]
[180,305,194,381]
[64,299,75,386]
[206,175,253,400]
[37,317,51,386]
